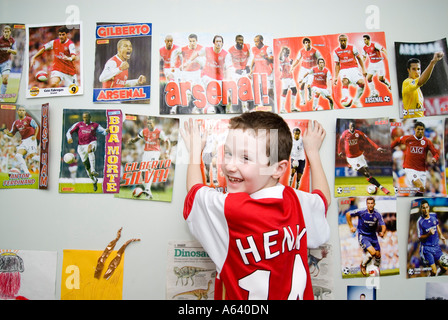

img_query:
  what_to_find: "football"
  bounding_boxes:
[35,70,48,82]
[63,153,75,164]
[366,265,380,277]
[367,184,377,195]
[439,254,448,268]
[132,187,144,198]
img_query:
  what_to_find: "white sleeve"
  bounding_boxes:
[295,189,330,248]
[184,186,230,273]
[99,59,121,83]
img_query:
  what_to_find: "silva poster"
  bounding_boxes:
[58,109,122,194]
[273,32,393,113]
[0,103,49,190]
[160,32,275,115]
[0,23,26,103]
[26,23,83,98]
[115,114,179,202]
[93,22,152,103]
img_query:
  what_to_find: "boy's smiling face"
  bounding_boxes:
[222,129,281,194]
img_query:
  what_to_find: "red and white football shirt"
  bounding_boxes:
[183,183,329,300]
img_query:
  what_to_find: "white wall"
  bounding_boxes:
[1,0,447,300]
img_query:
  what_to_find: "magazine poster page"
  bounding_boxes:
[407,197,448,278]
[273,31,393,113]
[0,23,26,103]
[308,243,334,300]
[334,118,394,197]
[394,38,448,118]
[390,118,445,197]
[26,23,82,98]
[426,282,448,300]
[347,285,376,300]
[338,196,399,279]
[0,103,49,190]
[0,249,57,300]
[59,109,123,194]
[159,32,274,115]
[166,240,216,300]
[281,119,310,192]
[93,23,152,104]
[115,114,179,202]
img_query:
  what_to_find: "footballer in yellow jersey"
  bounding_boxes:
[402,52,444,118]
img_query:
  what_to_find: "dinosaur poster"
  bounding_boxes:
[166,240,216,300]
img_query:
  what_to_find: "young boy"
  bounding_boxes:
[181,111,331,300]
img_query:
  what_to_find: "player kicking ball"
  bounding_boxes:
[346,197,386,276]
[66,111,109,192]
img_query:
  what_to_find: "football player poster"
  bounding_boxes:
[0,23,26,103]
[390,118,445,197]
[394,38,448,118]
[273,31,393,113]
[115,114,179,202]
[334,117,394,197]
[337,196,399,279]
[93,22,152,104]
[58,109,123,194]
[0,103,49,190]
[406,197,448,278]
[159,32,274,115]
[26,23,83,98]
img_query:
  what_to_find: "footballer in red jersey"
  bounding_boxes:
[391,121,440,195]
[1,106,40,176]
[99,39,146,88]
[30,26,78,88]
[0,25,17,100]
[338,120,390,194]
[333,34,366,108]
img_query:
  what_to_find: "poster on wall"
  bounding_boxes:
[394,38,448,118]
[115,114,179,202]
[334,118,393,197]
[26,23,83,98]
[166,240,216,300]
[0,249,57,300]
[0,103,49,190]
[0,23,26,103]
[93,22,152,104]
[58,109,122,194]
[337,196,399,279]
[159,32,274,115]
[308,243,334,300]
[390,117,445,197]
[406,197,448,278]
[273,31,393,113]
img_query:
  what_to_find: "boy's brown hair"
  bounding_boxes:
[228,111,292,164]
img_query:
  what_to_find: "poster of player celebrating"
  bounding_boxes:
[0,24,26,103]
[115,114,179,202]
[390,117,445,197]
[394,38,448,118]
[407,197,448,278]
[58,109,122,194]
[335,118,394,197]
[93,23,152,104]
[273,32,393,113]
[26,23,82,98]
[0,103,49,190]
[159,32,275,115]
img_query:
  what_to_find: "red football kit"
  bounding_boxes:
[311,67,331,89]
[101,55,128,88]
[139,127,162,152]
[10,116,36,140]
[44,38,77,75]
[338,129,380,158]
[183,184,329,300]
[333,45,359,69]
[228,43,251,71]
[391,135,439,171]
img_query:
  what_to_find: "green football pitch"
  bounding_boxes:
[335,175,395,197]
